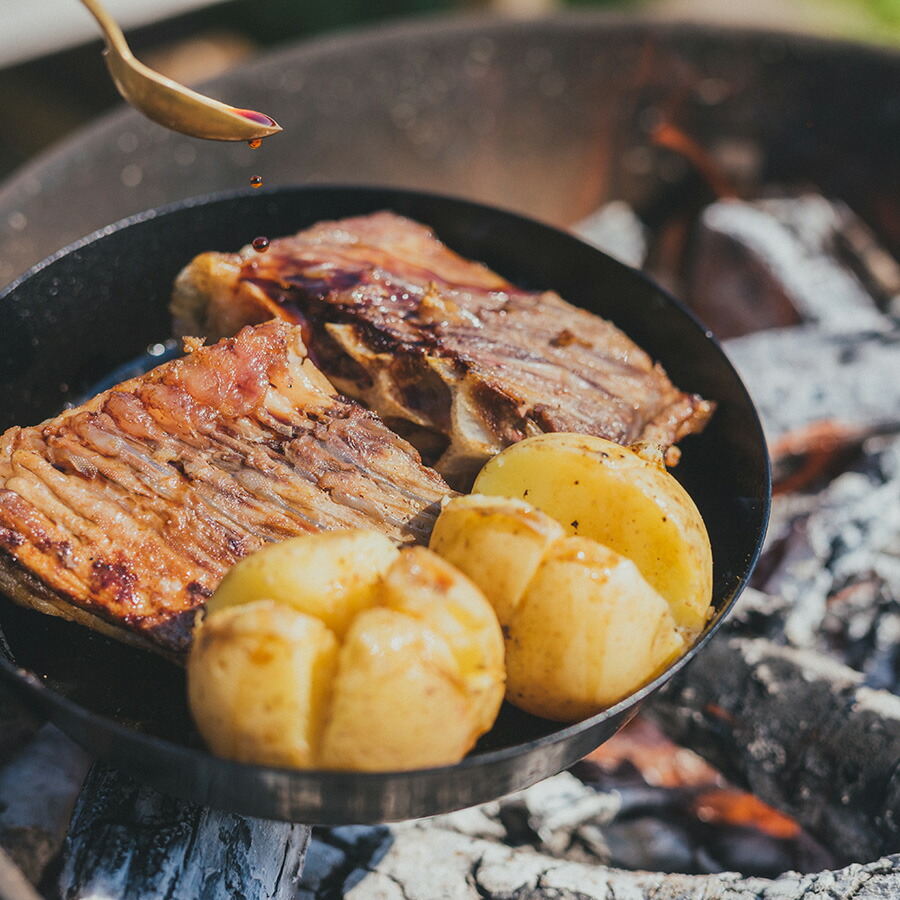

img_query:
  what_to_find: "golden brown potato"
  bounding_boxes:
[504,537,684,721]
[429,495,565,624]
[188,532,505,771]
[472,433,713,633]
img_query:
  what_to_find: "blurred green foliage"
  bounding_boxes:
[217,0,900,47]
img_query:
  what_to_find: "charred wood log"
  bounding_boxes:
[646,635,900,865]
[0,685,42,767]
[723,326,900,455]
[58,762,310,900]
[688,195,896,339]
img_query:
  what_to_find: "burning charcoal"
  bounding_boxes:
[688,195,894,338]
[572,201,649,268]
[723,325,900,452]
[578,714,724,790]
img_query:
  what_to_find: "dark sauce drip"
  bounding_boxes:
[252,236,270,252]
[250,175,263,189]
[233,109,279,128]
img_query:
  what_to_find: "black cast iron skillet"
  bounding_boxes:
[0,185,770,823]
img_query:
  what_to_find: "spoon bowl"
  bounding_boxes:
[78,0,282,142]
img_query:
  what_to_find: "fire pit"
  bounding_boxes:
[1,11,899,899]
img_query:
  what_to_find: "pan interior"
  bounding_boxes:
[0,186,770,821]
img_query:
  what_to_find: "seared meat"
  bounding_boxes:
[172,212,713,483]
[0,321,450,661]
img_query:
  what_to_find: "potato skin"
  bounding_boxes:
[188,533,504,771]
[378,546,506,735]
[205,529,399,638]
[319,607,478,771]
[188,600,338,767]
[429,495,565,625]
[504,537,684,721]
[472,433,713,633]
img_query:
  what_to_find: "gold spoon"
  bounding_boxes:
[78,0,282,142]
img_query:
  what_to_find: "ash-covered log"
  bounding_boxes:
[296,774,900,899]
[723,327,900,479]
[572,201,649,269]
[0,725,91,886]
[646,635,900,866]
[687,195,896,338]
[644,434,900,865]
[753,433,900,674]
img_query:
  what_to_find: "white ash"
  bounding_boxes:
[696,197,890,334]
[723,326,900,448]
[572,201,649,268]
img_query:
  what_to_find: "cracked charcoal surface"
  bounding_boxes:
[58,763,310,900]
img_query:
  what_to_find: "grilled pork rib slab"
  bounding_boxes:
[0,321,450,660]
[172,212,713,482]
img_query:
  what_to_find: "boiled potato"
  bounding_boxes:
[377,546,506,734]
[429,495,565,624]
[188,532,505,771]
[319,607,484,771]
[205,529,399,638]
[187,600,338,768]
[472,433,713,632]
[504,537,684,721]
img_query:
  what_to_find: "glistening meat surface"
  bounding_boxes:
[172,212,713,482]
[0,321,450,660]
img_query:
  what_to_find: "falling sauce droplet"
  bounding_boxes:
[252,236,270,252]
[250,175,263,189]
[248,138,262,149]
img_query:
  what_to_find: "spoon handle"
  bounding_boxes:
[77,0,134,60]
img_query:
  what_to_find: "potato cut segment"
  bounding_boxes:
[428,494,565,624]
[506,537,685,721]
[189,536,505,771]
[473,433,713,633]
[187,600,340,768]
